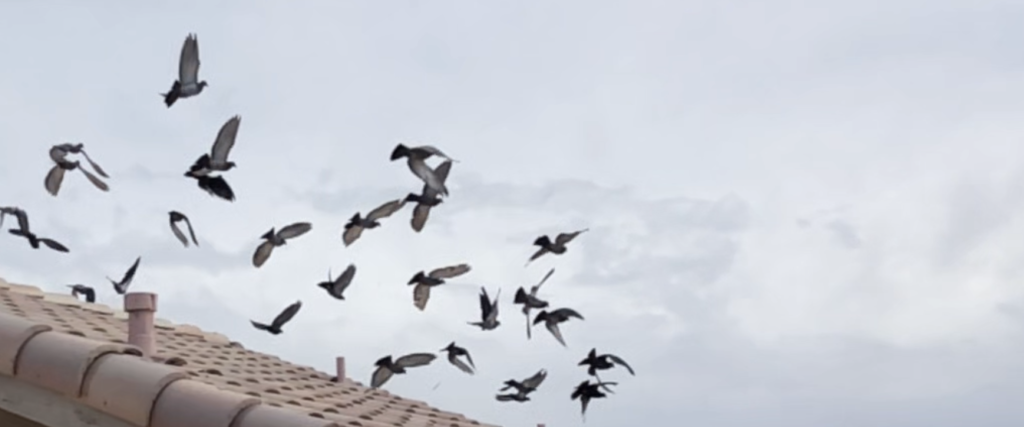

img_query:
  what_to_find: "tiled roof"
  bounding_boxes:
[0,277,500,427]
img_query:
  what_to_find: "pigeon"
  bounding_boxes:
[185,115,241,177]
[467,286,501,330]
[342,198,406,246]
[161,33,208,107]
[405,160,453,232]
[579,348,635,380]
[67,284,95,303]
[317,264,356,300]
[168,211,199,247]
[514,268,555,339]
[389,144,453,197]
[188,174,235,201]
[370,353,437,389]
[495,369,547,402]
[533,307,584,347]
[408,264,471,311]
[439,342,475,375]
[252,222,313,268]
[5,207,69,253]
[44,159,108,196]
[527,228,589,265]
[571,380,616,421]
[250,300,302,335]
[108,256,142,295]
[49,143,109,178]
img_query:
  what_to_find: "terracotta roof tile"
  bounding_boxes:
[0,277,501,427]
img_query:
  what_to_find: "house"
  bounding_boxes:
[0,276,506,427]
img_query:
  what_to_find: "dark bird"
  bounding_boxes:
[439,342,475,375]
[5,207,69,253]
[408,263,471,311]
[44,159,108,196]
[185,115,241,177]
[252,222,313,268]
[389,144,454,197]
[468,286,501,330]
[405,159,453,232]
[161,33,208,107]
[188,174,235,201]
[571,380,616,421]
[108,256,142,295]
[168,211,199,247]
[370,353,437,389]
[342,198,406,246]
[534,307,584,347]
[527,228,589,265]
[250,300,302,335]
[317,264,356,300]
[579,348,635,381]
[67,284,95,303]
[495,369,547,402]
[514,268,555,339]
[49,143,109,178]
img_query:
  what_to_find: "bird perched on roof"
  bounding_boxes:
[5,207,69,253]
[534,307,584,347]
[579,348,635,380]
[317,264,356,300]
[571,380,616,421]
[369,353,437,390]
[408,264,471,311]
[526,228,589,265]
[49,143,109,179]
[495,369,547,402]
[514,268,554,339]
[108,256,141,295]
[161,33,208,107]
[252,222,313,268]
[468,286,501,330]
[439,342,475,375]
[168,211,199,247]
[251,300,302,335]
[44,158,109,197]
[389,144,455,197]
[405,160,453,232]
[67,284,95,303]
[342,198,406,246]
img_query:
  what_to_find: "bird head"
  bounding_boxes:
[533,235,551,247]
[198,81,209,89]
[532,311,548,325]
[403,193,421,204]
[224,161,237,170]
[408,271,425,285]
[389,144,410,161]
[260,228,276,240]
[440,341,456,352]
[374,356,393,367]
[316,281,332,292]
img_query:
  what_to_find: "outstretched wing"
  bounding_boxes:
[555,228,589,245]
[182,215,199,246]
[422,160,453,198]
[477,288,491,319]
[552,307,585,321]
[44,165,65,196]
[370,365,393,389]
[179,33,201,84]
[607,354,635,375]
[412,283,431,311]
[342,225,363,246]
[531,268,555,294]
[252,240,274,268]
[78,148,109,178]
[13,208,29,233]
[428,263,471,279]
[77,167,109,192]
[410,203,431,232]
[211,115,241,164]
[39,238,69,253]
[277,222,312,240]
[270,301,302,329]
[522,369,547,389]
[546,322,566,347]
[448,355,474,375]
[334,264,357,292]
[122,257,142,285]
[410,145,455,161]
[169,216,189,247]
[367,199,406,221]
[394,353,436,368]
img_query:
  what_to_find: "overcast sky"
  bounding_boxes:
[2,1,1024,426]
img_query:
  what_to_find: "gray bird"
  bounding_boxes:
[168,211,199,247]
[49,143,109,178]
[342,198,406,246]
[317,264,356,300]
[405,160,453,232]
[468,286,501,331]
[572,379,617,422]
[250,300,302,335]
[185,115,241,177]
[389,143,454,197]
[108,256,142,295]
[527,228,589,265]
[514,268,555,339]
[408,264,471,311]
[252,222,313,268]
[44,159,108,196]
[495,369,547,402]
[5,207,69,253]
[579,348,635,379]
[161,33,208,107]
[533,307,584,347]
[439,341,475,375]
[67,284,95,303]
[370,353,437,389]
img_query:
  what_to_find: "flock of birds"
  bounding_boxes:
[0,33,636,422]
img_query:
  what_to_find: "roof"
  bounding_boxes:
[0,276,500,427]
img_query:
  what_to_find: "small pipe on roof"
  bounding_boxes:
[124,292,157,357]
[336,356,346,381]
[538,424,546,427]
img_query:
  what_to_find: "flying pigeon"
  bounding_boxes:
[252,222,313,268]
[468,286,501,331]
[108,256,142,295]
[49,143,109,178]
[495,369,547,402]
[439,342,475,375]
[533,307,584,347]
[527,228,589,265]
[579,348,635,380]
[5,207,69,253]
[342,198,406,246]
[67,284,95,303]
[389,144,453,197]
[161,33,208,107]
[405,160,453,232]
[317,264,356,300]
[514,268,554,339]
[44,159,108,196]
[408,264,471,311]
[571,379,617,421]
[370,353,437,389]
[168,211,199,247]
[186,115,240,177]
[251,300,302,335]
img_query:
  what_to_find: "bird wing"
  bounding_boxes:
[486,289,500,323]
[526,247,547,264]
[412,283,431,311]
[199,176,235,201]
[531,268,555,294]
[169,216,189,247]
[553,307,585,321]
[270,301,302,329]
[477,288,491,319]
[463,349,476,369]
[607,354,635,375]
[555,228,589,245]
[179,33,201,84]
[78,148,109,178]
[182,215,199,246]
[448,354,474,375]
[80,286,95,303]
[546,322,566,347]
[334,264,357,292]
[77,167,109,192]
[370,365,393,389]
[122,256,142,285]
[342,225,363,246]
[394,353,436,368]
[366,199,405,221]
[522,369,547,389]
[409,159,448,197]
[44,165,65,196]
[410,203,431,232]
[13,208,29,233]
[210,115,241,164]
[428,263,471,279]
[495,394,516,401]
[39,238,69,253]
[250,320,272,332]
[422,160,453,198]
[252,240,274,268]
[525,312,533,339]
[277,222,312,240]
[410,145,454,161]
